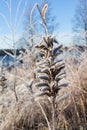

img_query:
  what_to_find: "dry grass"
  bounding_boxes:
[56,48,87,130]
[0,47,87,130]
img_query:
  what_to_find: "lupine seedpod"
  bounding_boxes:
[35,45,48,51]
[57,72,66,78]
[53,59,63,65]
[40,87,51,92]
[54,50,63,56]
[36,61,49,66]
[35,68,41,73]
[57,65,65,73]
[38,75,50,81]
[55,62,65,68]
[52,85,60,93]
[50,62,64,70]
[55,72,65,78]
[53,44,63,55]
[41,68,50,75]
[58,83,68,88]
[55,75,65,82]
[35,91,51,97]
[41,4,48,23]
[35,82,50,88]
[39,63,50,68]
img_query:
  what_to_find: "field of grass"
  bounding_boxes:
[0,1,87,129]
[0,46,87,130]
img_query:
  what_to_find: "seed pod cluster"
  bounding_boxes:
[35,36,66,97]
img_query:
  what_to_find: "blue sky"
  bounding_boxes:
[53,0,78,32]
[0,0,79,48]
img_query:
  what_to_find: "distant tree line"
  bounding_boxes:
[0,49,25,56]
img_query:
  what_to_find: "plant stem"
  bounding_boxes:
[37,101,52,130]
[52,96,56,130]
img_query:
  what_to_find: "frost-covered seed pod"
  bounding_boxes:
[40,87,51,92]
[53,44,63,55]
[38,75,50,81]
[55,75,65,82]
[35,82,50,88]
[41,68,50,75]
